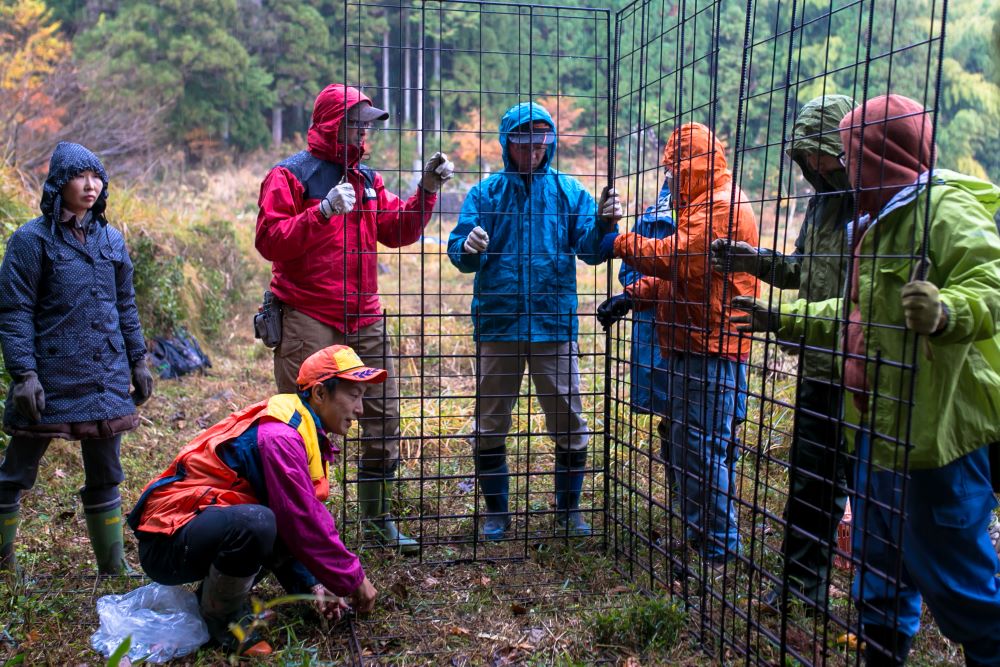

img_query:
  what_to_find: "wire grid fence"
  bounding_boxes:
[4,0,963,664]
[329,0,964,663]
[332,0,613,562]
[606,0,952,665]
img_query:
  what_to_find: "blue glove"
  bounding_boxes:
[599,232,619,261]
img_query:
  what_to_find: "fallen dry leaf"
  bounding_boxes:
[480,575,492,586]
[389,581,409,600]
[511,602,528,615]
[424,576,440,586]
[448,626,471,636]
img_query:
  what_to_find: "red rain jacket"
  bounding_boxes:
[256,84,437,332]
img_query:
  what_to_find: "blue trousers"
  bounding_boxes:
[852,435,1000,664]
[665,354,741,561]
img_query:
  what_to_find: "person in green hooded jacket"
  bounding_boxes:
[734,94,1000,667]
[710,95,855,612]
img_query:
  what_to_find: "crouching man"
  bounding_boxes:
[128,345,380,655]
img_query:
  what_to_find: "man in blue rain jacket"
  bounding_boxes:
[447,101,621,541]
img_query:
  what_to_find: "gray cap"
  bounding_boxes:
[349,101,389,122]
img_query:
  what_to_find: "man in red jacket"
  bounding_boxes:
[256,84,454,554]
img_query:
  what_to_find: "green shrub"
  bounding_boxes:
[130,233,188,335]
[588,592,686,652]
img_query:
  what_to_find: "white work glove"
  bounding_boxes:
[319,182,356,218]
[598,187,624,223]
[420,152,455,193]
[463,226,489,254]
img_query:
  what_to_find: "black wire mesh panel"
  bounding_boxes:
[332,0,612,563]
[605,0,966,664]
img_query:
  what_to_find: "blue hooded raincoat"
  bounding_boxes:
[618,179,675,415]
[0,142,146,432]
[448,103,609,341]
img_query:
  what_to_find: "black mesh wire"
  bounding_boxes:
[5,1,985,665]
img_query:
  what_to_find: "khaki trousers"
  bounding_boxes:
[473,341,589,454]
[274,307,400,473]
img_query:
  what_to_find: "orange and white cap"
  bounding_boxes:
[296,345,387,390]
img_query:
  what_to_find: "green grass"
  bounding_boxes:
[588,591,687,652]
[0,164,966,666]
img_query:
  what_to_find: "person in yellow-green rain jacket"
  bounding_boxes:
[734,94,1000,667]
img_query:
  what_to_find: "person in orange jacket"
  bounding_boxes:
[597,122,759,565]
[129,345,381,656]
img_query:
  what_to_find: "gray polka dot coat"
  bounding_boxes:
[0,142,147,430]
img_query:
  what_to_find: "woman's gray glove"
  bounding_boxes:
[131,360,155,406]
[12,371,45,422]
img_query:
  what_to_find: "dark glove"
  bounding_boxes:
[131,359,154,406]
[598,232,619,261]
[598,186,623,224]
[596,293,633,330]
[710,238,760,274]
[12,371,45,423]
[730,296,782,333]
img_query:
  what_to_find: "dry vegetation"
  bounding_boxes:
[0,164,967,665]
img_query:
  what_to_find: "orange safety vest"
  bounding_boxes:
[130,394,330,535]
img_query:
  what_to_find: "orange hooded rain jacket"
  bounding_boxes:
[614,122,759,359]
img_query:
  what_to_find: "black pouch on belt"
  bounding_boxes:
[253,290,283,348]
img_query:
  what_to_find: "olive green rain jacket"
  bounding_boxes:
[756,94,856,379]
[779,170,1000,469]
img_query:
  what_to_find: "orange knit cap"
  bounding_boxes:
[296,345,387,391]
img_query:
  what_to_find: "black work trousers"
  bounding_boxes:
[780,378,850,606]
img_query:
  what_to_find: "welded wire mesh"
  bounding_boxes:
[331,0,612,562]
[606,0,958,664]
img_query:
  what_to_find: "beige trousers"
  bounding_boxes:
[473,341,589,454]
[274,307,400,473]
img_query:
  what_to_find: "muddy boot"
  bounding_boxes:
[475,446,510,541]
[200,564,272,656]
[357,473,418,555]
[863,625,913,666]
[84,506,127,575]
[0,509,18,574]
[555,450,592,536]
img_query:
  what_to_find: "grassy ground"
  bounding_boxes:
[0,167,966,666]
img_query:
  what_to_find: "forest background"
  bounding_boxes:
[2,0,998,349]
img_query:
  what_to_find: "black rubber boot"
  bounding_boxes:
[475,446,510,540]
[863,625,913,666]
[554,450,591,536]
[200,564,272,656]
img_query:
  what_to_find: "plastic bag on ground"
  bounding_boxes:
[90,582,209,663]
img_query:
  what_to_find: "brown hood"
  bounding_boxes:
[839,94,933,217]
[662,122,732,207]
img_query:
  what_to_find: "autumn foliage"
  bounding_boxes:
[0,0,69,167]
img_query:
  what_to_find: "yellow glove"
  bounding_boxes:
[901,280,947,336]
